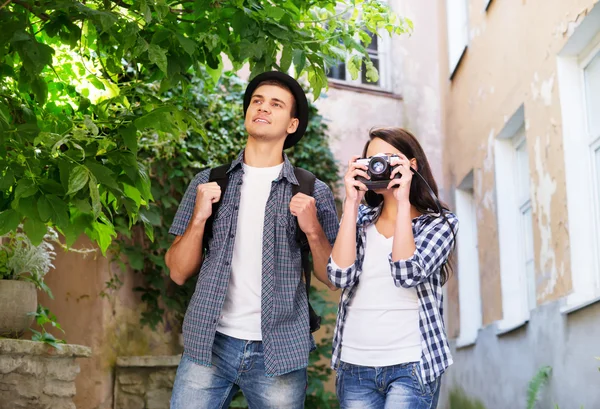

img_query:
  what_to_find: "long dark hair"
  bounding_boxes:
[362,127,455,285]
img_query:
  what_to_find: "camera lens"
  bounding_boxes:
[368,157,389,178]
[372,161,385,173]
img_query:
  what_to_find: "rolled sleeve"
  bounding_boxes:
[327,256,357,289]
[313,179,339,246]
[389,212,458,288]
[169,169,210,236]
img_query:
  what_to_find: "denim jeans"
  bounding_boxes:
[336,361,441,409]
[170,332,307,409]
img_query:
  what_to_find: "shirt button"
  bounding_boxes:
[238,180,242,185]
[234,205,239,210]
[225,261,230,266]
[229,234,234,238]
[212,318,217,324]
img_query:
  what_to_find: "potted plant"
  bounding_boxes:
[0,226,58,337]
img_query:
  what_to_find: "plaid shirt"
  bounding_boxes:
[327,204,458,384]
[169,150,339,376]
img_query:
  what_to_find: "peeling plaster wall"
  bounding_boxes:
[438,0,600,406]
[440,0,597,327]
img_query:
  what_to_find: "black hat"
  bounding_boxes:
[243,71,309,150]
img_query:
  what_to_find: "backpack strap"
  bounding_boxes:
[292,167,321,333]
[202,163,231,252]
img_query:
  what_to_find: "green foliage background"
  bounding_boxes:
[0,0,410,251]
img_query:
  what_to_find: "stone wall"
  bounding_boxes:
[114,355,180,409]
[0,339,91,409]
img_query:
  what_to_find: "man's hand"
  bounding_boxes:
[192,182,222,224]
[290,193,319,236]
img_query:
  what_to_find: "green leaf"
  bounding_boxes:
[364,60,379,83]
[89,175,101,218]
[46,195,70,228]
[177,34,196,56]
[293,49,306,76]
[136,162,153,201]
[38,196,52,222]
[280,46,293,73]
[31,75,48,105]
[15,179,37,199]
[123,184,142,207]
[85,161,119,190]
[0,209,21,235]
[527,366,552,409]
[62,213,90,247]
[67,166,90,195]
[263,5,286,20]
[144,221,154,242]
[24,217,47,246]
[148,44,168,74]
[206,55,223,84]
[18,196,39,220]
[88,219,116,255]
[119,125,138,153]
[347,54,362,80]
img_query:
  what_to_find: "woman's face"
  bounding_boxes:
[365,137,401,158]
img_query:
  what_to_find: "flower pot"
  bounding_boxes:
[0,280,37,337]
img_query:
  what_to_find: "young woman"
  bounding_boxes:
[327,127,458,409]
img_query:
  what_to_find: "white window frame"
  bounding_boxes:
[494,105,535,333]
[455,171,482,347]
[327,29,391,91]
[445,0,469,78]
[556,5,600,313]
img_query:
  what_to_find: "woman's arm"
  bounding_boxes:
[389,213,458,288]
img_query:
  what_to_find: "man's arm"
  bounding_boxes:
[165,171,221,285]
[290,180,339,290]
[165,219,207,285]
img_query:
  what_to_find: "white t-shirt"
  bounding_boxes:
[340,224,422,367]
[216,162,283,341]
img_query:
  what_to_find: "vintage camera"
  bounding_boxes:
[355,154,401,190]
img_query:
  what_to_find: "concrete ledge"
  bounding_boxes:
[0,338,92,358]
[116,355,181,368]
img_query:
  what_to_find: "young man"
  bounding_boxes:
[166,71,339,409]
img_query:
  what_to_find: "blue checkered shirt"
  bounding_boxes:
[169,150,339,376]
[327,204,458,384]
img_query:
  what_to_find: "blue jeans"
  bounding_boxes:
[170,332,307,409]
[336,361,441,409]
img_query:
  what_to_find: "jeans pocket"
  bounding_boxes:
[412,362,435,396]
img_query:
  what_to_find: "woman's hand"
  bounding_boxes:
[387,154,414,204]
[344,156,369,208]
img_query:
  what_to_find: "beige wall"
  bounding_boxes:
[38,236,180,409]
[439,0,599,328]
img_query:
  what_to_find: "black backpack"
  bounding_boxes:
[201,163,322,333]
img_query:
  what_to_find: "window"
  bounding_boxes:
[494,105,535,332]
[445,0,469,77]
[455,171,482,347]
[326,30,389,89]
[556,4,600,312]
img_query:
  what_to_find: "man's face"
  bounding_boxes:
[244,84,299,145]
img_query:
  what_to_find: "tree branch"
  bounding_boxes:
[11,0,50,21]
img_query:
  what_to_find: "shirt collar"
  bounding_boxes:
[228,149,298,185]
